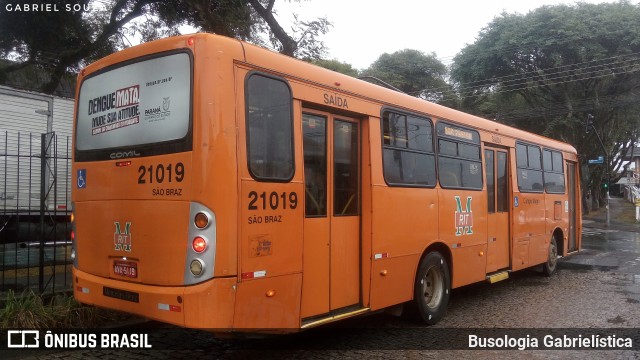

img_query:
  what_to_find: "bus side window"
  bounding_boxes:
[516,142,544,193]
[543,149,565,194]
[436,122,482,190]
[246,73,294,181]
[381,110,436,187]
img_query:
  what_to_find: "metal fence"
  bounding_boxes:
[1,131,73,296]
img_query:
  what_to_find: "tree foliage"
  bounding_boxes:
[148,0,331,58]
[309,58,359,77]
[0,0,155,94]
[450,2,640,206]
[361,49,453,104]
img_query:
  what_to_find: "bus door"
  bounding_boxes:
[567,162,578,252]
[300,110,361,318]
[484,146,510,273]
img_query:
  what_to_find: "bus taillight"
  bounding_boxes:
[185,202,216,284]
[192,236,207,253]
[194,212,210,229]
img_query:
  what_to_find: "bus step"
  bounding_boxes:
[486,271,509,284]
[301,307,370,329]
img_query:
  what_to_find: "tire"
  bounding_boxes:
[411,252,451,325]
[542,236,558,276]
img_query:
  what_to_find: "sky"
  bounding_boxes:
[270,0,630,70]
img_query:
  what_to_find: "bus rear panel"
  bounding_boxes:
[72,36,242,328]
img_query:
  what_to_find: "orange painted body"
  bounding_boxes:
[72,34,581,330]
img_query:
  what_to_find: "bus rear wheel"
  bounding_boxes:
[542,237,558,276]
[412,252,450,325]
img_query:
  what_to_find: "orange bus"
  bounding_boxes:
[71,33,581,330]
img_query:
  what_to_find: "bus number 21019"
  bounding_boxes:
[248,191,298,211]
[137,163,185,184]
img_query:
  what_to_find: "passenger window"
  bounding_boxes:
[407,116,433,152]
[543,150,553,171]
[439,140,457,156]
[383,112,407,147]
[528,146,541,169]
[436,122,482,190]
[516,143,528,168]
[381,110,436,187]
[246,73,294,181]
[543,149,565,194]
[516,142,543,193]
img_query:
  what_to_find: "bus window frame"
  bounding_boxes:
[435,121,483,191]
[74,49,194,162]
[379,107,437,189]
[244,71,295,183]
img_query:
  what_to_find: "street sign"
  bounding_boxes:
[588,155,604,164]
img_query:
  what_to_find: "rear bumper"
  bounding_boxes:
[73,267,237,329]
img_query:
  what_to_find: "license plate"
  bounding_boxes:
[113,260,137,278]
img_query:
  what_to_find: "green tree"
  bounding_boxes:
[0,0,155,94]
[450,2,640,207]
[309,58,358,77]
[362,49,453,104]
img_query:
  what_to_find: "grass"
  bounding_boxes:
[615,202,640,224]
[0,289,136,328]
[1,264,72,280]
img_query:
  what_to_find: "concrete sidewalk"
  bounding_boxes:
[582,196,640,232]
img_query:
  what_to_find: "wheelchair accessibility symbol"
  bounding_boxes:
[77,169,86,189]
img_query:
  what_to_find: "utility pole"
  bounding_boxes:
[585,114,610,227]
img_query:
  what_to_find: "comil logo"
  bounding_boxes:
[7,330,39,348]
[454,196,474,236]
[114,222,132,252]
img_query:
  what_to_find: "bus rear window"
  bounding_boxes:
[75,51,192,158]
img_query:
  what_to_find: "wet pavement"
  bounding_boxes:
[4,197,640,359]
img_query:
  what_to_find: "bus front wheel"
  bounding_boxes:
[412,252,450,325]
